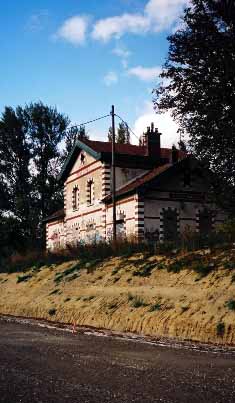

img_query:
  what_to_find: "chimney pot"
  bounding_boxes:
[144,124,161,162]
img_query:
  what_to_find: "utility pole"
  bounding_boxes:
[111,105,117,242]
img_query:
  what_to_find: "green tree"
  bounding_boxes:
[153,0,235,212]
[0,102,70,249]
[65,124,89,154]
[107,123,130,143]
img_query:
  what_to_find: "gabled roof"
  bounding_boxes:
[58,138,186,182]
[103,156,192,202]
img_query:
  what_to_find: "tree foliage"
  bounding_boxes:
[64,124,89,155]
[153,0,235,212]
[0,102,70,250]
[107,122,130,143]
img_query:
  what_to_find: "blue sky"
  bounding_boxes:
[0,0,188,146]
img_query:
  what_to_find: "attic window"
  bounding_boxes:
[81,153,85,165]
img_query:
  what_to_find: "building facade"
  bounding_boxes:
[45,125,225,250]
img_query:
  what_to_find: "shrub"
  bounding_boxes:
[48,308,56,316]
[216,322,225,336]
[226,299,235,311]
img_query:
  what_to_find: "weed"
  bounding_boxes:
[108,302,118,310]
[167,261,184,273]
[226,299,235,311]
[83,295,95,301]
[16,274,32,283]
[49,289,60,296]
[193,263,214,278]
[181,306,189,313]
[64,297,71,302]
[216,322,225,336]
[149,303,161,312]
[128,293,134,301]
[131,296,148,308]
[133,262,156,277]
[112,268,119,276]
[224,261,235,270]
[48,308,56,316]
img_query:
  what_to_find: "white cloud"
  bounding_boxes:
[92,0,188,42]
[133,101,183,147]
[103,71,118,86]
[127,65,162,81]
[56,16,89,45]
[112,44,131,59]
[145,0,188,32]
[92,13,150,42]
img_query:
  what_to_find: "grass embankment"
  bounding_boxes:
[0,248,235,344]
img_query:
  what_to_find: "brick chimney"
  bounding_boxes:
[144,122,161,161]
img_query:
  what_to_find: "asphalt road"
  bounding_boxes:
[0,318,235,403]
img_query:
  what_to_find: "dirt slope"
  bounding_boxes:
[0,248,235,344]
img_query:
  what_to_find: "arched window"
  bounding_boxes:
[87,179,94,206]
[72,186,79,211]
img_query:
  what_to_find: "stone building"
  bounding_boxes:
[45,124,225,250]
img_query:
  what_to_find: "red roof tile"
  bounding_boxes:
[103,163,172,201]
[85,140,186,159]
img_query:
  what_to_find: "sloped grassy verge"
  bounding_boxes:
[0,247,235,345]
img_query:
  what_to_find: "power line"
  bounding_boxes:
[114,113,140,142]
[68,113,110,132]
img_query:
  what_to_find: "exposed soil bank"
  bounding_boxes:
[0,249,235,345]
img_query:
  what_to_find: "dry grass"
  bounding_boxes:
[0,248,235,344]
